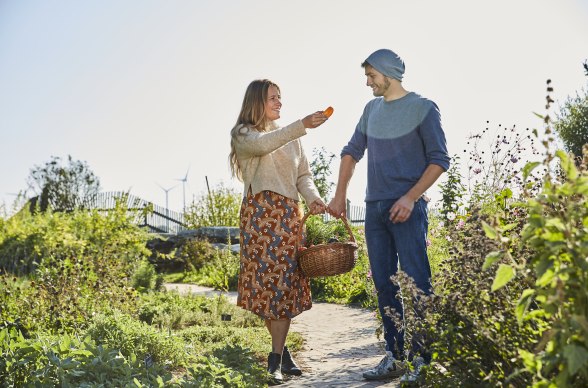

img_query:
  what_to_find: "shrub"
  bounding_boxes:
[184,183,241,228]
[402,204,538,387]
[0,202,151,275]
[0,326,173,387]
[183,246,240,292]
[132,258,163,292]
[86,310,188,367]
[1,254,139,335]
[183,346,269,387]
[137,291,260,330]
[175,238,218,272]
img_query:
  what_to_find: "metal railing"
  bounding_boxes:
[89,192,186,234]
[323,199,365,226]
[90,192,368,232]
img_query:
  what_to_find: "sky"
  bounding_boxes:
[1,0,587,215]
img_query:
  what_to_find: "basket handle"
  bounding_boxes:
[295,212,356,251]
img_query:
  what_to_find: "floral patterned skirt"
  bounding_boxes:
[236,190,312,320]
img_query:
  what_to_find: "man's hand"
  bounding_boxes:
[327,195,346,219]
[388,195,415,223]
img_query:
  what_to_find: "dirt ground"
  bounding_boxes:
[164,283,400,387]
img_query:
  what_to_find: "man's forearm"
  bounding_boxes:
[334,155,357,198]
[405,164,445,202]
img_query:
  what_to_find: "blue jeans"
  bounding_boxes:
[365,198,432,361]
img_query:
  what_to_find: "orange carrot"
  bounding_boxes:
[323,106,334,118]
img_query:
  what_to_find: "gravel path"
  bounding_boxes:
[164,283,400,387]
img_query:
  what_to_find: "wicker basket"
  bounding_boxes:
[295,213,358,278]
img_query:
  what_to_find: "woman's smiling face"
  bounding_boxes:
[264,85,282,121]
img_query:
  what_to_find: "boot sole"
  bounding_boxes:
[282,368,302,376]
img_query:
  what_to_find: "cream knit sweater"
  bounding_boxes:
[231,119,321,205]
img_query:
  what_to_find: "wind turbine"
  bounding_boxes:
[175,166,190,214]
[156,183,177,233]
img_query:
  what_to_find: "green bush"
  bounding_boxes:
[132,258,163,292]
[182,246,240,292]
[137,291,260,330]
[402,204,538,387]
[501,149,587,386]
[184,183,241,228]
[86,310,188,367]
[0,326,173,387]
[0,202,151,275]
[175,238,218,272]
[1,255,139,335]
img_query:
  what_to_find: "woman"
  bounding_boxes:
[229,79,328,385]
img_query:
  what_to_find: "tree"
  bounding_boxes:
[310,147,335,201]
[553,62,588,162]
[27,155,101,212]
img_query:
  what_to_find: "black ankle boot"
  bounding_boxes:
[267,352,283,385]
[281,346,302,376]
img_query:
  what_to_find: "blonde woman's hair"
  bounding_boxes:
[229,79,280,180]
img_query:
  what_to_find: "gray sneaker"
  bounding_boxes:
[400,356,425,383]
[363,351,405,380]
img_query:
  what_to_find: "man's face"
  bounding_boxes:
[364,65,390,97]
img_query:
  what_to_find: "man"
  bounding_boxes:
[328,49,450,382]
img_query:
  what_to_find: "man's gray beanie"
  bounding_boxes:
[364,49,405,81]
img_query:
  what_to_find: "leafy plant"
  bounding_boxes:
[187,246,240,292]
[0,326,173,387]
[480,81,588,387]
[184,183,241,228]
[86,309,187,367]
[175,238,218,272]
[132,259,163,292]
[437,155,466,222]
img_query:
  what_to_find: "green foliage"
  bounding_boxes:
[309,146,336,201]
[438,155,466,222]
[401,205,537,387]
[415,81,588,387]
[175,238,218,272]
[26,155,101,212]
[426,214,451,276]
[1,256,139,335]
[302,214,351,246]
[183,246,240,292]
[86,310,188,367]
[0,201,151,275]
[132,259,164,292]
[514,149,588,386]
[184,183,241,228]
[479,84,588,386]
[554,85,588,163]
[0,326,172,387]
[0,202,151,335]
[184,353,251,387]
[137,291,260,330]
[0,197,283,386]
[310,251,376,308]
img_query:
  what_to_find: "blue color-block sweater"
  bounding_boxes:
[341,92,450,202]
